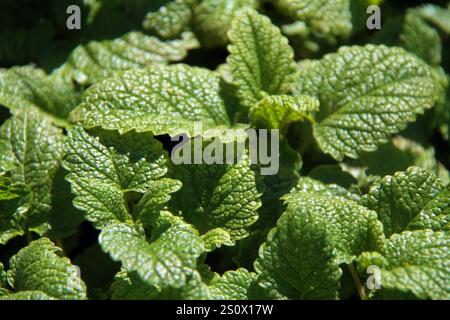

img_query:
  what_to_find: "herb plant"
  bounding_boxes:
[0,0,449,300]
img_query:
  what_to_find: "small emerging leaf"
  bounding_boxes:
[250,95,319,134]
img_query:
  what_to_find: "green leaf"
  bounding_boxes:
[416,4,450,35]
[291,176,360,203]
[111,269,210,300]
[360,136,439,177]
[0,290,55,300]
[132,178,182,227]
[0,176,23,201]
[269,0,352,39]
[98,212,204,290]
[250,95,319,134]
[170,156,263,245]
[143,0,196,39]
[254,202,342,299]
[0,66,80,126]
[201,228,234,252]
[227,8,297,110]
[283,191,385,264]
[0,177,32,244]
[365,230,450,300]
[57,31,199,85]
[295,45,438,161]
[0,262,6,287]
[431,68,450,140]
[111,270,157,300]
[63,126,177,228]
[6,238,87,300]
[46,167,85,239]
[70,64,234,136]
[361,167,450,237]
[401,9,442,66]
[210,268,256,299]
[250,161,301,230]
[0,110,65,242]
[237,155,302,266]
[193,0,258,48]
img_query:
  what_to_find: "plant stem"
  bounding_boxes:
[348,263,366,300]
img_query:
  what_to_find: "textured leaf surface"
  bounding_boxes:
[70,64,233,136]
[375,231,450,299]
[64,126,175,228]
[58,32,198,85]
[250,95,319,134]
[292,176,360,202]
[0,290,55,300]
[132,179,182,227]
[0,176,22,201]
[193,0,257,48]
[0,110,65,242]
[227,9,297,110]
[6,238,86,300]
[99,213,204,289]
[0,262,6,287]
[401,10,442,66]
[210,268,256,299]
[1,0,449,302]
[295,45,438,160]
[0,66,80,126]
[201,228,234,252]
[0,178,31,244]
[283,191,385,263]
[111,270,157,300]
[143,0,196,39]
[111,270,209,300]
[248,160,301,232]
[269,0,352,39]
[170,157,262,244]
[254,203,342,299]
[362,167,449,237]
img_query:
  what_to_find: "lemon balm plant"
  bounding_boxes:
[0,0,449,300]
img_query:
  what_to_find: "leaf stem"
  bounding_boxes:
[348,263,366,300]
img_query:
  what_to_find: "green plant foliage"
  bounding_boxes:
[0,0,449,301]
[1,238,86,300]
